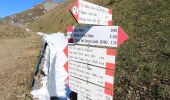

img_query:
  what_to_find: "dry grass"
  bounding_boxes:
[0,26,30,39]
[0,26,41,99]
[29,0,78,33]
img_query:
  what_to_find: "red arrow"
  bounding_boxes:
[63,46,68,73]
[117,26,128,47]
[64,61,68,73]
[69,0,79,22]
[64,46,68,58]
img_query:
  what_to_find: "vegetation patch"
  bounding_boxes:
[0,26,31,39]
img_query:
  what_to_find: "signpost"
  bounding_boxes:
[69,61,114,89]
[69,0,112,25]
[69,76,113,100]
[66,0,129,100]
[67,26,128,47]
[67,45,116,70]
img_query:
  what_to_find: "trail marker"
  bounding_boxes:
[67,0,129,99]
[65,45,116,70]
[67,26,128,47]
[69,76,113,100]
[69,61,114,89]
[69,0,112,25]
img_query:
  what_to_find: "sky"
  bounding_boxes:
[0,0,65,18]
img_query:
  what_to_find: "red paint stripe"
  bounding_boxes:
[64,46,68,58]
[106,63,115,70]
[105,82,113,90]
[67,26,73,32]
[69,0,79,22]
[75,0,79,21]
[108,21,112,26]
[106,49,116,56]
[64,61,68,73]
[104,88,113,96]
[109,9,112,14]
[68,38,73,43]
[65,76,69,87]
[105,69,114,76]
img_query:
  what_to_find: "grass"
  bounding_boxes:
[0,25,31,39]
[28,0,170,99]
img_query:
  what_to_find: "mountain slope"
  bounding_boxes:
[29,0,75,33]
[0,2,59,27]
[29,0,170,99]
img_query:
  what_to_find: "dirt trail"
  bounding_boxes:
[0,31,41,100]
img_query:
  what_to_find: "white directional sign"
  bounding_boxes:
[67,45,116,70]
[70,0,112,25]
[69,61,114,89]
[69,76,113,100]
[67,26,128,47]
[78,94,90,100]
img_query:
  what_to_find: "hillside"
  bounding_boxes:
[0,2,59,27]
[29,0,170,99]
[0,25,41,99]
[0,1,61,99]
[0,25,31,39]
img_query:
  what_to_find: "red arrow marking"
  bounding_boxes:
[105,69,114,76]
[106,63,115,70]
[67,26,73,33]
[106,49,116,56]
[117,26,128,47]
[104,88,113,96]
[109,9,112,14]
[108,21,113,26]
[64,46,68,58]
[69,0,79,22]
[64,46,68,73]
[105,82,113,90]
[64,61,68,73]
[108,9,113,26]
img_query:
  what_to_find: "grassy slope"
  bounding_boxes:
[29,0,77,33]
[0,26,30,39]
[29,0,170,99]
[0,26,41,99]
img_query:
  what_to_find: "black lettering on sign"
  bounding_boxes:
[100,40,108,44]
[111,41,117,45]
[88,12,93,16]
[85,5,89,8]
[109,35,117,39]
[111,28,117,32]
